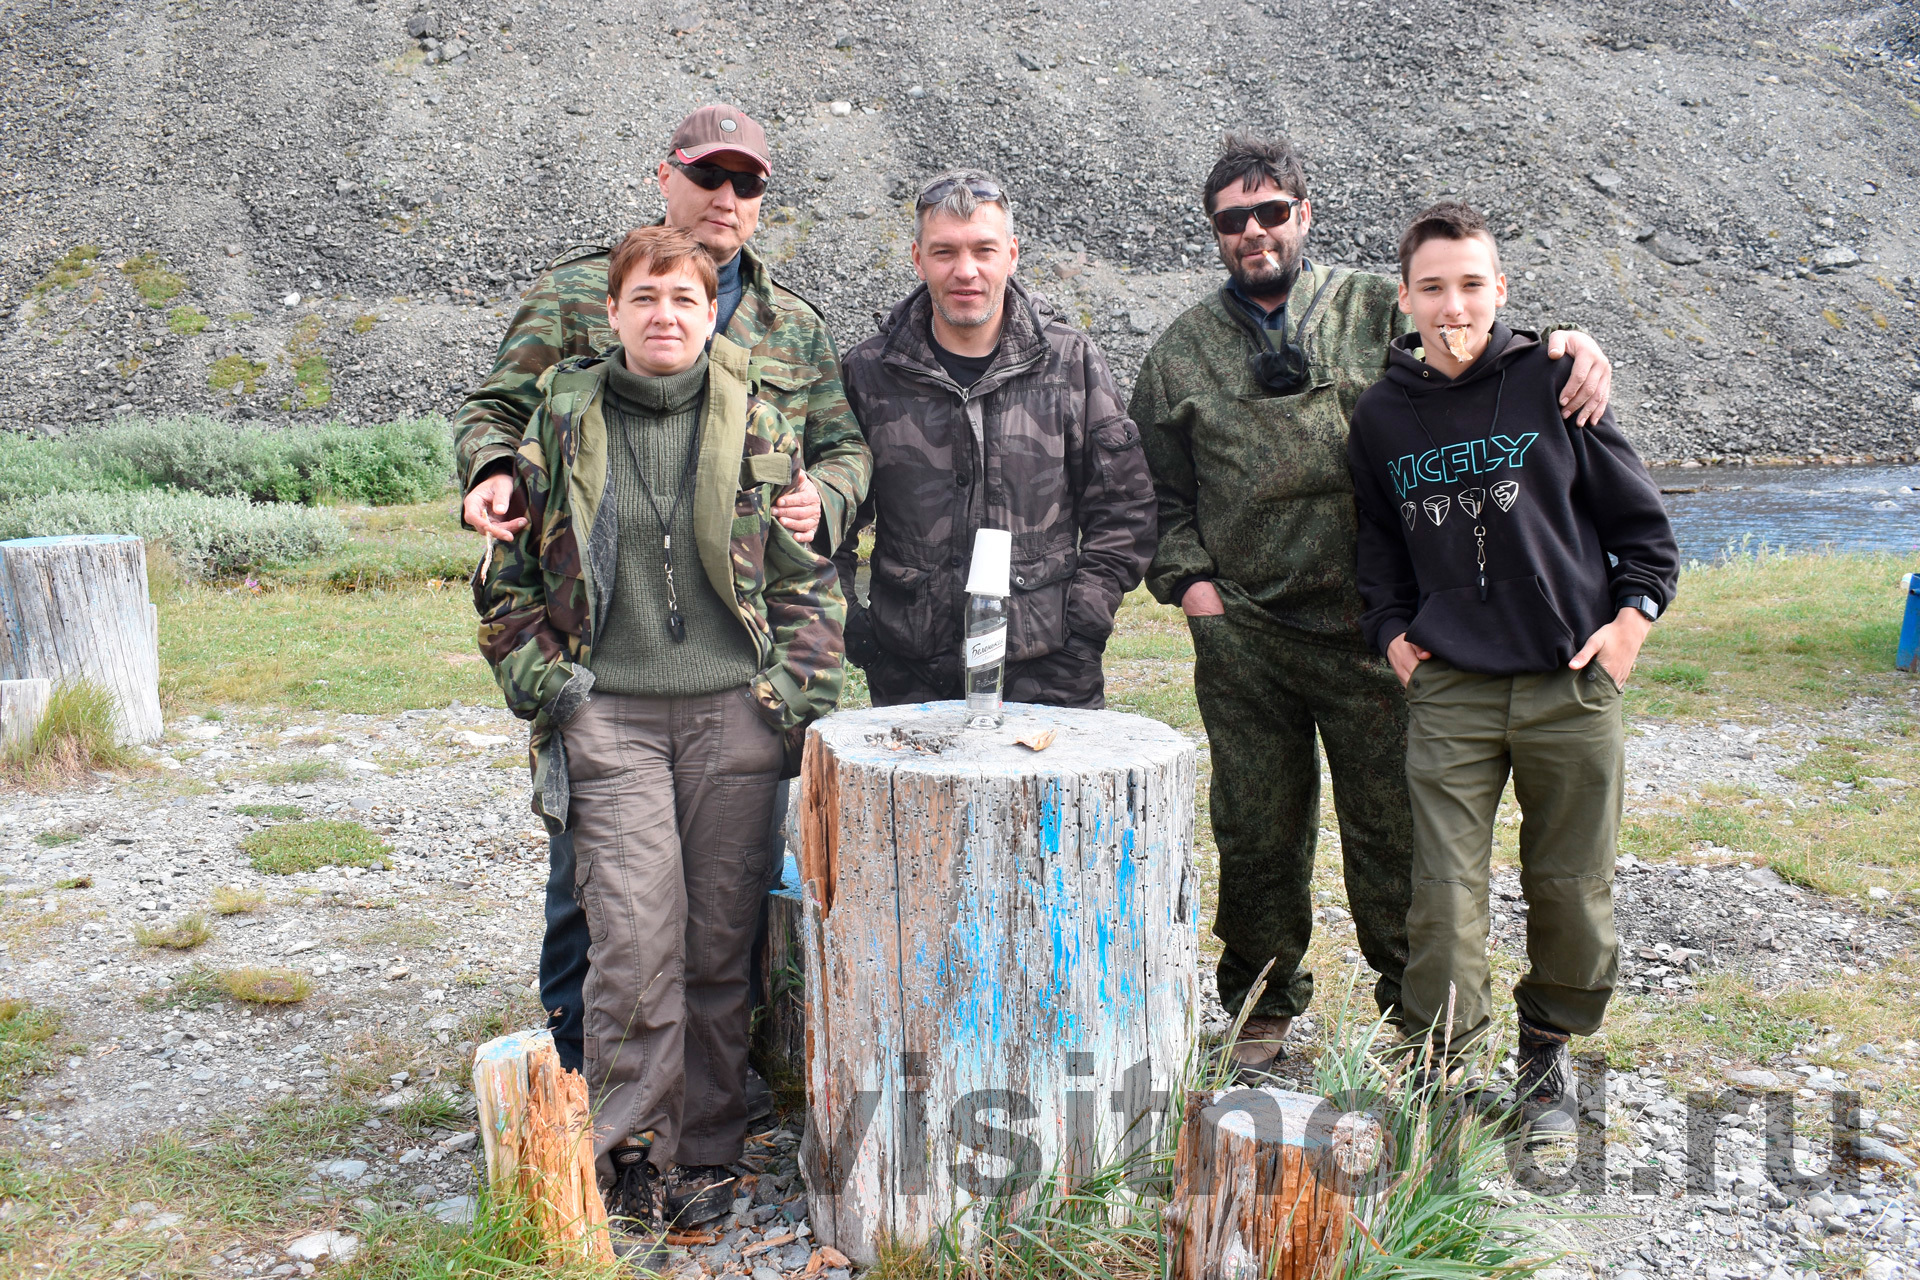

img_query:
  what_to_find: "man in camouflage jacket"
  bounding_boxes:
[1132,135,1614,1073]
[838,170,1156,707]
[456,106,866,1086]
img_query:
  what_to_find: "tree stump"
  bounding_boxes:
[0,679,51,753]
[472,1028,613,1264]
[753,848,807,1089]
[1165,1087,1382,1280]
[0,535,162,744]
[795,701,1198,1263]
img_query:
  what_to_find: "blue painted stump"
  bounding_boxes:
[793,702,1198,1262]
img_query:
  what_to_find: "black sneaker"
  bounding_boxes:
[1511,1016,1576,1144]
[745,1066,775,1126]
[605,1145,661,1231]
[663,1164,739,1228]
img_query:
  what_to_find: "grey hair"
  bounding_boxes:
[912,168,1016,243]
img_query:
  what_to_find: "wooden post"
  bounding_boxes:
[1164,1087,1381,1280]
[796,702,1198,1263]
[0,534,162,744]
[0,678,51,753]
[472,1029,614,1264]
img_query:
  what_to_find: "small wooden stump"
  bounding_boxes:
[1165,1087,1382,1280]
[796,701,1198,1262]
[0,678,51,753]
[472,1029,613,1264]
[0,534,162,744]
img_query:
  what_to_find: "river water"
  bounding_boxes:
[1650,463,1920,564]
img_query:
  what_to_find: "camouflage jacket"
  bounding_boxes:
[473,336,846,829]
[836,278,1157,669]
[1130,263,1416,648]
[454,240,871,553]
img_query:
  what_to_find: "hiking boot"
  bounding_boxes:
[1228,1015,1293,1080]
[745,1066,775,1127]
[663,1164,740,1228]
[604,1144,661,1231]
[1510,1016,1576,1144]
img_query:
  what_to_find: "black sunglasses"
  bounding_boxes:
[916,177,1006,208]
[670,158,767,199]
[1210,197,1302,236]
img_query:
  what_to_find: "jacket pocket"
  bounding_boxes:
[868,557,943,661]
[1008,545,1077,663]
[1405,576,1577,675]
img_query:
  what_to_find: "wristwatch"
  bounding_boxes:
[1618,595,1660,623]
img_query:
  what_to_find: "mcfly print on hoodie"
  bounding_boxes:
[1346,323,1678,675]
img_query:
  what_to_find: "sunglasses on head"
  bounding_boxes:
[916,177,1006,207]
[1210,197,1302,236]
[670,158,768,199]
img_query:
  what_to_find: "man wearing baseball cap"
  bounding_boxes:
[451,103,869,1203]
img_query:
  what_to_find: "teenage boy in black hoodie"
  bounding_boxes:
[1346,202,1678,1139]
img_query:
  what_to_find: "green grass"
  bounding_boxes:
[242,821,391,875]
[232,803,305,820]
[255,760,337,785]
[209,886,266,915]
[0,998,64,1101]
[207,355,267,395]
[118,253,185,308]
[32,829,81,848]
[133,914,212,950]
[149,965,313,1009]
[166,306,208,335]
[33,244,100,295]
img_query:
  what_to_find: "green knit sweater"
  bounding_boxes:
[589,352,761,696]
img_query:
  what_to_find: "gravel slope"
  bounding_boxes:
[1,0,1917,460]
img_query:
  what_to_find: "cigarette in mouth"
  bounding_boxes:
[1261,250,1280,271]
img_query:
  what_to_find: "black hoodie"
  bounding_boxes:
[1346,322,1678,675]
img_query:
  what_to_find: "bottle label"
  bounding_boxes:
[965,627,1007,669]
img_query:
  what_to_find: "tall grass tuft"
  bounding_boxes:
[1311,984,1569,1280]
[5,681,135,786]
[342,1180,628,1280]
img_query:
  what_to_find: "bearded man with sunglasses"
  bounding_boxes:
[836,169,1156,709]
[1130,134,1616,1076]
[451,105,870,1106]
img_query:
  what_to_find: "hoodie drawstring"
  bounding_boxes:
[1400,366,1506,603]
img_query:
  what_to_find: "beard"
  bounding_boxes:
[930,285,1003,331]
[1223,234,1303,301]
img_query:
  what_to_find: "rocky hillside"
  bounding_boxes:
[1,0,1916,462]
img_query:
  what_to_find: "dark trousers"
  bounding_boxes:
[863,640,1107,709]
[541,782,788,1076]
[1190,607,1415,1023]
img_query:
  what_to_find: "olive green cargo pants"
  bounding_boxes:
[1190,608,1414,1023]
[1400,659,1623,1049]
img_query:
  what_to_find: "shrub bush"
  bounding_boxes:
[73,416,455,506]
[0,417,455,507]
[0,490,346,577]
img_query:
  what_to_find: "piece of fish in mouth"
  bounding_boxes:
[1440,325,1474,362]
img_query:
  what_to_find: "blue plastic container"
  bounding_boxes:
[1900,573,1920,673]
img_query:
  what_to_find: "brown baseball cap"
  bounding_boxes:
[669,104,771,177]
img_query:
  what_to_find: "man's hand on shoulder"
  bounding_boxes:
[773,468,822,543]
[1546,330,1613,428]
[464,473,528,543]
[1180,581,1225,618]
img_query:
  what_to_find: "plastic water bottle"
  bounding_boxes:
[963,529,1012,729]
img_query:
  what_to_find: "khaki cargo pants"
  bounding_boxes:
[1400,659,1623,1049]
[565,687,784,1179]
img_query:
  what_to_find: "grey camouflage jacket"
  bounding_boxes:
[836,279,1156,668]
